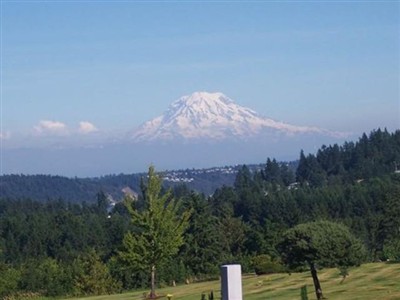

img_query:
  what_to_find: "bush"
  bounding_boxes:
[2,291,43,300]
[72,249,121,296]
[383,238,400,261]
[252,255,284,275]
[21,258,74,297]
[108,256,148,290]
[0,263,21,298]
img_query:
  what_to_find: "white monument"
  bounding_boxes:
[221,264,243,300]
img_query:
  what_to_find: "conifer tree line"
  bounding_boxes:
[0,128,399,298]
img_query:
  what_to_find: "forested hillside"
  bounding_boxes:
[0,165,270,202]
[0,173,142,203]
[296,128,400,186]
[0,128,399,298]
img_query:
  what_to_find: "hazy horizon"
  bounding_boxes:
[1,1,399,176]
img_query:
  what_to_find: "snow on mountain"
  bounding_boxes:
[132,92,339,142]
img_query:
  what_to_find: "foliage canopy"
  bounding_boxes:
[278,220,366,299]
[116,166,191,298]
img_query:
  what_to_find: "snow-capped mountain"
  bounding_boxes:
[132,92,339,142]
[5,92,349,176]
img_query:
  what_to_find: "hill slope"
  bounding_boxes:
[63,262,400,300]
[0,164,268,202]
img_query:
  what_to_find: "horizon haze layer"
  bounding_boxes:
[3,91,354,177]
[2,2,398,176]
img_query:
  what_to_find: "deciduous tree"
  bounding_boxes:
[277,221,365,300]
[116,166,191,298]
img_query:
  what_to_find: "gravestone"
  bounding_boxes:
[221,264,242,300]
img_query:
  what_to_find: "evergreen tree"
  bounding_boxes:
[263,158,281,185]
[180,193,224,276]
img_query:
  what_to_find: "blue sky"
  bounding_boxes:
[1,0,399,149]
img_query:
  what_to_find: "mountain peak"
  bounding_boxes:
[177,91,233,105]
[184,91,225,100]
[169,92,235,115]
[131,92,339,142]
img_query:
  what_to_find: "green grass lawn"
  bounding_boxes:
[66,262,400,300]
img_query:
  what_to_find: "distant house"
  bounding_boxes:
[288,182,300,190]
[122,186,139,199]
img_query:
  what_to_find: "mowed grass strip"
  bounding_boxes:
[66,262,400,300]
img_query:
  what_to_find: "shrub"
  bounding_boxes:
[0,263,21,298]
[383,238,400,261]
[72,249,121,296]
[252,255,284,275]
[19,258,74,297]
